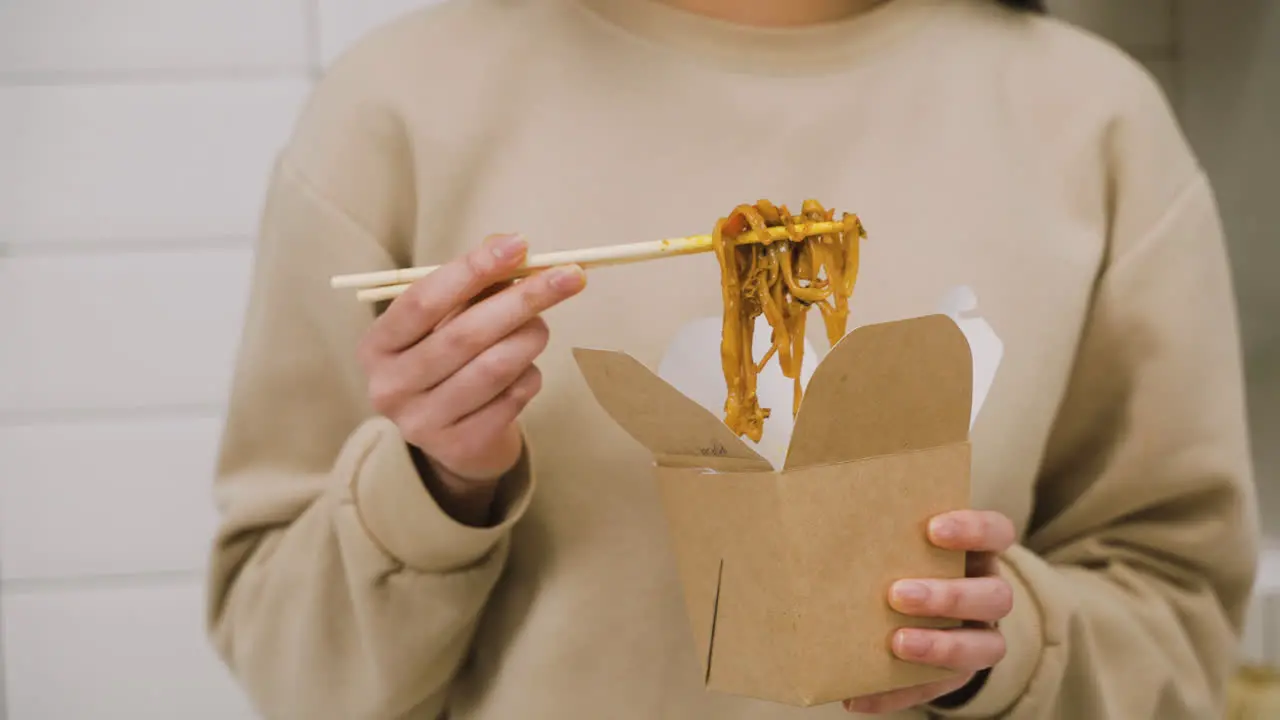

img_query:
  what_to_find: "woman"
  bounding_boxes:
[206,0,1259,717]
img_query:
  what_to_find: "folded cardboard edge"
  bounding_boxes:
[571,347,772,472]
[784,313,973,469]
[572,314,974,470]
[664,443,974,707]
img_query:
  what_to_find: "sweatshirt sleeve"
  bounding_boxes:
[204,94,533,717]
[933,96,1260,717]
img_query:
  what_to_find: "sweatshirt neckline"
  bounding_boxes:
[574,0,947,75]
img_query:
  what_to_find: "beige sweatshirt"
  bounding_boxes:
[205,0,1260,718]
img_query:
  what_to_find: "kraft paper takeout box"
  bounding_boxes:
[572,312,985,708]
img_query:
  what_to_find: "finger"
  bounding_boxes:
[416,317,549,426]
[426,365,542,469]
[928,510,1017,553]
[891,627,1006,672]
[843,675,972,715]
[888,577,1013,623]
[398,264,585,389]
[432,279,512,334]
[365,234,529,354]
[367,306,536,419]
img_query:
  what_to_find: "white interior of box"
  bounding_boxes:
[658,286,1005,470]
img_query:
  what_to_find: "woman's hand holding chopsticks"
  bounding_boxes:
[331,219,850,303]
[357,233,586,525]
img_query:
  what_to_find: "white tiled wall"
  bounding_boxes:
[0,2,440,718]
[0,2,311,77]
[0,1,1271,717]
[0,83,309,246]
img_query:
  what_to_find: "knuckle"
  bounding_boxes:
[410,288,439,319]
[989,633,1008,664]
[974,510,1013,547]
[464,245,495,280]
[991,580,1014,617]
[473,351,514,387]
[976,512,997,542]
[434,323,482,361]
[366,374,400,414]
[525,365,544,391]
[395,280,434,318]
[402,279,428,308]
[509,366,543,405]
[932,634,961,666]
[991,513,1017,548]
[935,583,961,616]
[399,411,439,449]
[526,316,551,347]
[517,282,544,317]
[512,326,549,364]
[526,273,565,312]
[958,512,985,545]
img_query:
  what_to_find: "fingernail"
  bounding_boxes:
[490,234,527,261]
[896,631,933,659]
[893,581,930,604]
[548,264,586,292]
[930,517,957,542]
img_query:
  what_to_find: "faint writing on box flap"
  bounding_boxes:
[699,440,729,457]
[571,347,773,471]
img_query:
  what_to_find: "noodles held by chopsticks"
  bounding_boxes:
[712,200,867,442]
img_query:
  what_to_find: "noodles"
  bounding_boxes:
[712,200,867,442]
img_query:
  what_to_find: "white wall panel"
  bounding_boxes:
[0,1,309,76]
[0,416,224,581]
[0,248,254,415]
[2,581,256,720]
[0,81,307,247]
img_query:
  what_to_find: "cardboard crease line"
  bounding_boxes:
[705,558,724,686]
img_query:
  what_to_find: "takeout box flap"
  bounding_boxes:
[784,314,973,470]
[571,347,773,472]
[574,314,973,471]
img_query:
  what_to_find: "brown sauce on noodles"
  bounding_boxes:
[711,200,867,441]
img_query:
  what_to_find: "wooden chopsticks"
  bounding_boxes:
[331,220,848,303]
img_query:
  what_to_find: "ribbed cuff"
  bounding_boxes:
[349,417,535,573]
[930,545,1044,717]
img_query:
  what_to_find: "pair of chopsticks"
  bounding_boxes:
[330,220,849,303]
